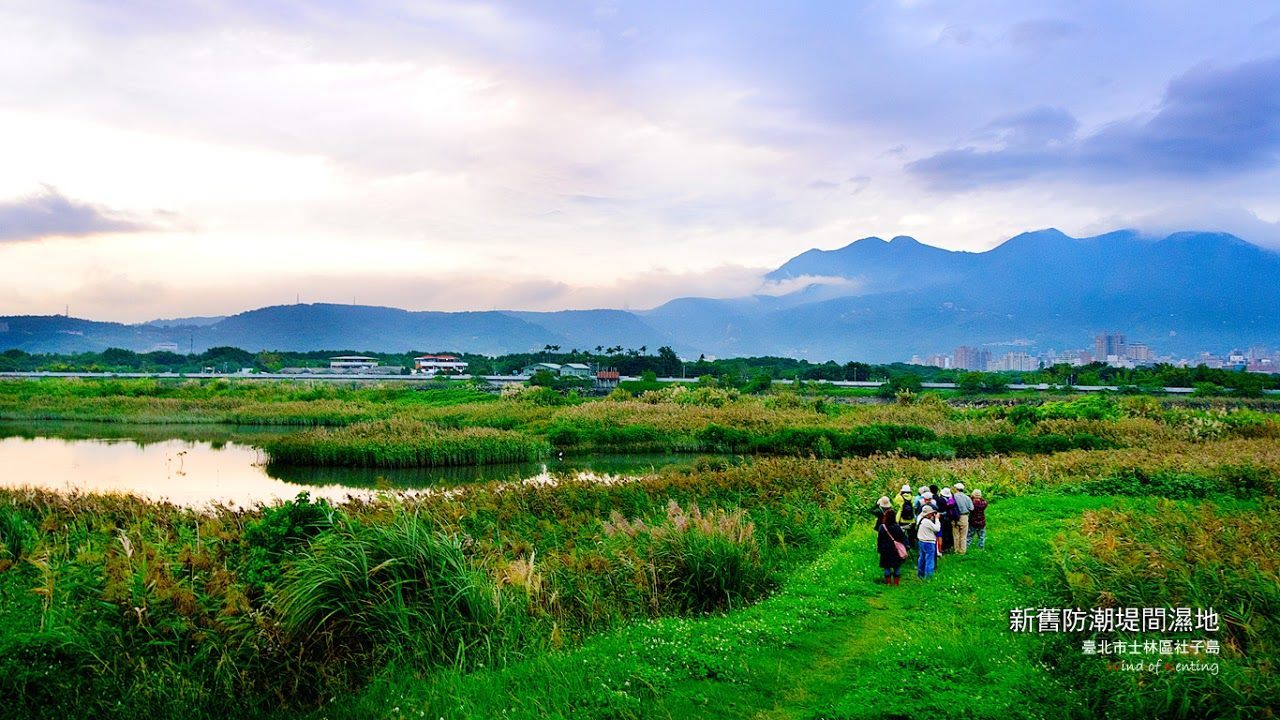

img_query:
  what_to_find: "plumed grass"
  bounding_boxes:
[262,419,551,467]
[274,515,501,667]
[1053,502,1280,719]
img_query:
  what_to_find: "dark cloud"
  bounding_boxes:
[0,186,150,242]
[907,56,1280,189]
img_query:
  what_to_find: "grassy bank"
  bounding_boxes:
[310,494,1279,720]
[2,430,1279,718]
[4,379,1276,469]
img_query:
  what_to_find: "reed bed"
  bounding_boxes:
[1,429,1278,718]
[1053,502,1279,719]
[262,419,552,467]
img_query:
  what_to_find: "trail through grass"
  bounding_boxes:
[331,496,1117,719]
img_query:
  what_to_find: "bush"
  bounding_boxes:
[1066,470,1232,499]
[240,493,339,593]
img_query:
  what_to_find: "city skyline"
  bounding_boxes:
[911,333,1279,373]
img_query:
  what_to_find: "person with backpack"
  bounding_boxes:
[968,488,988,549]
[894,483,917,549]
[915,505,941,579]
[875,496,909,585]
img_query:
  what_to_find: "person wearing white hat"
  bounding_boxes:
[913,485,929,516]
[875,496,909,585]
[938,486,957,554]
[894,484,917,550]
[915,505,941,579]
[952,482,974,554]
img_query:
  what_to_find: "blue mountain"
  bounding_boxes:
[1,229,1277,361]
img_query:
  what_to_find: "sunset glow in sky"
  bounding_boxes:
[2,1,1279,320]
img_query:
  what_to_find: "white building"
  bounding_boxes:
[414,355,468,375]
[561,362,594,378]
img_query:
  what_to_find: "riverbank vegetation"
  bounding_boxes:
[2,425,1279,718]
[0,379,1278,718]
[1,380,1277,470]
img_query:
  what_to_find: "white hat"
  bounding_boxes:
[922,491,933,499]
[941,487,953,497]
[877,496,892,509]
[954,482,965,490]
[917,485,929,494]
[921,505,938,514]
[972,488,983,497]
[900,484,912,493]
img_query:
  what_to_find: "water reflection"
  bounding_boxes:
[0,423,724,507]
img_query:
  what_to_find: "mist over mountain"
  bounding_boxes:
[2,229,1277,362]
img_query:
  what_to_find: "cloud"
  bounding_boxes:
[1005,19,1082,50]
[907,56,1280,189]
[1085,203,1280,250]
[39,264,775,322]
[0,186,150,242]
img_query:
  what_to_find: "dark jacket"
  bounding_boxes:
[875,511,908,569]
[971,498,988,529]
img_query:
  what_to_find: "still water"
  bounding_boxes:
[0,422,707,507]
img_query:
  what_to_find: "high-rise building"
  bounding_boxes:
[953,346,990,371]
[1093,332,1126,363]
[993,351,1038,372]
[1126,342,1153,364]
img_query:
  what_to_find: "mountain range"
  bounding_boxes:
[2,229,1277,362]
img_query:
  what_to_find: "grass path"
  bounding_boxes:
[326,496,1117,720]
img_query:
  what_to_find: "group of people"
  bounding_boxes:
[873,481,988,584]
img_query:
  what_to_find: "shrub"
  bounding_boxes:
[240,493,339,593]
[897,439,957,460]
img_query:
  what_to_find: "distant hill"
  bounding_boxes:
[1,229,1277,361]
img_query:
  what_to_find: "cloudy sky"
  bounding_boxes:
[2,0,1279,321]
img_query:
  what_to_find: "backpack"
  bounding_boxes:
[899,496,915,522]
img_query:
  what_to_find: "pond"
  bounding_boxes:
[0,422,722,506]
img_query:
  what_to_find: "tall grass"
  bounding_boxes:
[604,500,768,614]
[262,419,551,467]
[275,515,502,666]
[1053,502,1279,719]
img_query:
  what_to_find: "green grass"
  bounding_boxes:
[327,496,1119,720]
[1,381,1278,717]
[262,419,552,467]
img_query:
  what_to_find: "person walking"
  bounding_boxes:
[952,482,974,554]
[915,505,941,579]
[894,484,917,549]
[875,496,909,585]
[968,489,988,549]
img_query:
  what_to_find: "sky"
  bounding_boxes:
[2,0,1279,321]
